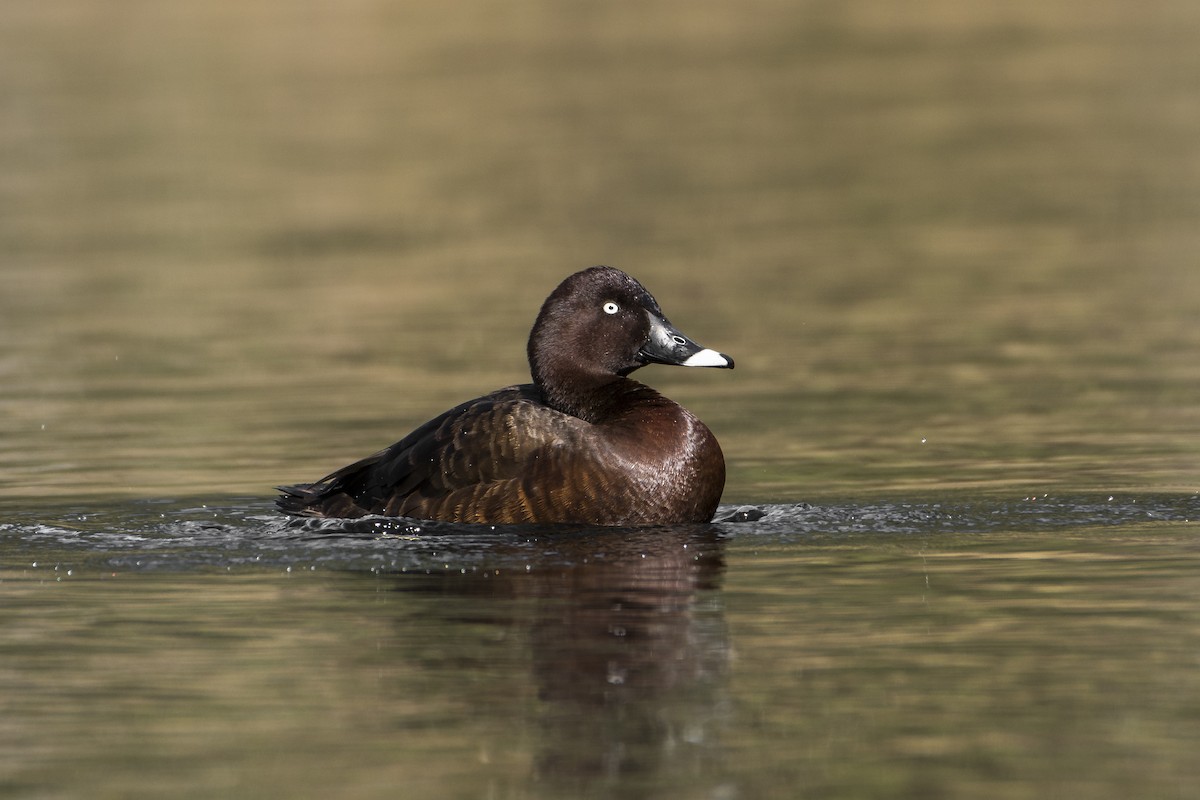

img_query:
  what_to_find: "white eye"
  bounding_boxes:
[602,301,620,315]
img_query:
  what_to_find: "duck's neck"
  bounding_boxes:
[536,371,655,424]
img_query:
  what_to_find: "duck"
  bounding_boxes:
[276,265,733,525]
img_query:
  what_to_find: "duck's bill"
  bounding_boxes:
[638,314,734,370]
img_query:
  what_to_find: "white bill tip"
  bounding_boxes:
[682,348,731,368]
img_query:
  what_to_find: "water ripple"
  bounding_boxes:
[2,493,1196,574]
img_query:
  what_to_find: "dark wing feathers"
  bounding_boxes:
[276,385,590,522]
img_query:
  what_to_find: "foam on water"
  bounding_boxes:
[3,493,1196,574]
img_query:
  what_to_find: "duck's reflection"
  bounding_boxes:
[383,527,730,793]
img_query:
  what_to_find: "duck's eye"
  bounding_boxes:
[602,301,620,315]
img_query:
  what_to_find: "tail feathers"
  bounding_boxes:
[275,483,323,516]
[275,483,371,518]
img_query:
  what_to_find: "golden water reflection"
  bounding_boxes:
[3,521,1198,798]
[1,0,1198,502]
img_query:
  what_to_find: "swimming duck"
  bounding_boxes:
[276,266,733,524]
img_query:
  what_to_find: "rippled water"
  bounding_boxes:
[5,495,1199,573]
[3,0,1200,797]
[4,496,1199,798]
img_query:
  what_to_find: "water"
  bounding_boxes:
[3,497,1199,798]
[3,0,1200,797]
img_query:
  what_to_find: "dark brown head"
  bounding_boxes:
[527,266,733,419]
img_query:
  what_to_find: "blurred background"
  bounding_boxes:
[2,0,1198,504]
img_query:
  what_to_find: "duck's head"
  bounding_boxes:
[528,266,732,415]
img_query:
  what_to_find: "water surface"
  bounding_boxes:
[3,496,1199,799]
[2,0,1199,797]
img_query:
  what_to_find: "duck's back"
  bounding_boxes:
[276,382,725,525]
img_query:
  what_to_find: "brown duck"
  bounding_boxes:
[276,266,733,525]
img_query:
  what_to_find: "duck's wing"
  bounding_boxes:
[275,385,589,522]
